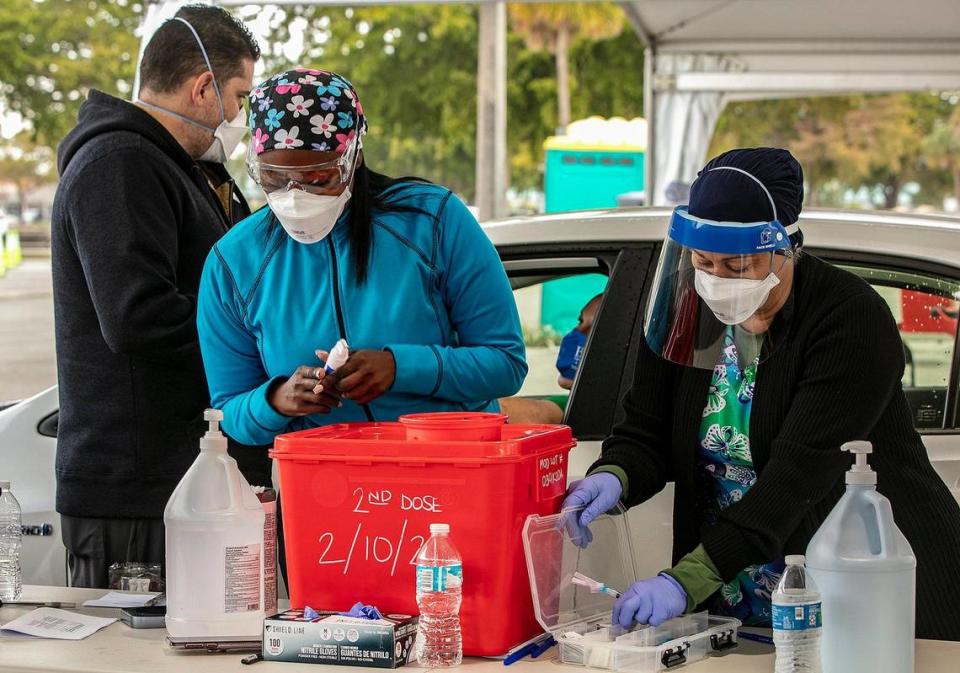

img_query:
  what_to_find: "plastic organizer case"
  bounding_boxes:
[556,611,739,671]
[522,507,740,672]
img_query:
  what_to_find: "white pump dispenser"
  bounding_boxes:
[200,408,228,452]
[843,440,877,485]
[164,409,265,639]
[806,441,916,673]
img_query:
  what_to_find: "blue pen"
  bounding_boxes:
[738,632,774,645]
[503,643,538,666]
[530,636,557,659]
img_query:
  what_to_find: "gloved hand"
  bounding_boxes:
[560,472,623,548]
[612,574,687,629]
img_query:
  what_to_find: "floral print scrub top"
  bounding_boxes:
[697,329,784,625]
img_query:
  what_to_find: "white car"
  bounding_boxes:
[4,207,960,585]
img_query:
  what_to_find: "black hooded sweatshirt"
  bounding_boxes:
[52,90,267,518]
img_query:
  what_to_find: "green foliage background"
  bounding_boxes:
[0,1,957,209]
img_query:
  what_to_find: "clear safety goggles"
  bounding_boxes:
[247,138,361,195]
[643,167,799,370]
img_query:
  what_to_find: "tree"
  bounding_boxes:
[0,135,55,222]
[789,97,864,206]
[253,4,481,196]
[841,94,930,209]
[712,97,860,205]
[569,30,644,121]
[711,94,955,209]
[507,3,624,130]
[0,0,141,146]
[252,4,640,198]
[922,104,960,207]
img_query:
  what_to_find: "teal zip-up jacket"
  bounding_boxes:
[197,183,527,446]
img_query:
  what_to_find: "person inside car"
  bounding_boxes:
[563,147,960,640]
[498,293,603,424]
[556,294,602,390]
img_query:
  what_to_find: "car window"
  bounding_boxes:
[513,273,609,398]
[840,265,960,430]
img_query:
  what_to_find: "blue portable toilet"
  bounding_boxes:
[541,117,646,333]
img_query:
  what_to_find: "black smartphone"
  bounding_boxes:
[120,606,167,629]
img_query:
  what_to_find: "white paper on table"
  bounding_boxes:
[82,591,159,608]
[0,608,116,640]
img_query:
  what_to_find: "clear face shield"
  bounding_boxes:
[644,169,799,370]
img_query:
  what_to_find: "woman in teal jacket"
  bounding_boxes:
[197,68,526,446]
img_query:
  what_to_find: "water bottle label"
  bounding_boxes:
[772,602,822,631]
[416,564,462,594]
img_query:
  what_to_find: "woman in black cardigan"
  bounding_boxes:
[564,148,960,640]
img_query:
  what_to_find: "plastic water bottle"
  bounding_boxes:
[0,481,22,601]
[414,523,463,667]
[164,410,265,639]
[773,555,822,673]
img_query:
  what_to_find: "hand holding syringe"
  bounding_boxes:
[571,572,622,599]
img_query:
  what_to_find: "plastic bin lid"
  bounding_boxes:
[272,421,574,460]
[522,506,639,633]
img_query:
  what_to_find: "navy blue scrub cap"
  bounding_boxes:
[690,147,805,228]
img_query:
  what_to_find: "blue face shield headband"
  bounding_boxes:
[667,207,793,254]
[667,166,799,255]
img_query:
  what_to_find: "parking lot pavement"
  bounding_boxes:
[0,259,56,402]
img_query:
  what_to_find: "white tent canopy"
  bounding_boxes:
[620,0,960,203]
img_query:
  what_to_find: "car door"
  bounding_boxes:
[810,247,960,495]
[499,241,677,576]
[499,242,652,455]
[0,386,64,586]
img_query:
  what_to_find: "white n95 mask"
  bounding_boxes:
[266,187,352,244]
[694,268,781,326]
[198,108,247,163]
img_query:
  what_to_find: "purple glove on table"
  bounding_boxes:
[612,574,687,629]
[339,602,383,620]
[560,472,623,548]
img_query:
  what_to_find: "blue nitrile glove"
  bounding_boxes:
[339,602,383,620]
[612,574,687,629]
[560,472,623,548]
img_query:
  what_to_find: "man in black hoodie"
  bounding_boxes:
[51,4,268,587]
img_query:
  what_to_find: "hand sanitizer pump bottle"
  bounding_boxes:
[164,409,265,639]
[806,441,916,673]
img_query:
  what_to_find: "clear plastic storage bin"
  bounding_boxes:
[522,508,740,672]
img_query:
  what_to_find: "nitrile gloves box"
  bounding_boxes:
[263,610,419,667]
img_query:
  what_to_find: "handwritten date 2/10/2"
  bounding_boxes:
[317,520,427,577]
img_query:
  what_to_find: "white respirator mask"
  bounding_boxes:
[694,268,781,326]
[266,186,352,244]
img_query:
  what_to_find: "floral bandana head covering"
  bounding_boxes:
[247,68,367,156]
